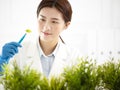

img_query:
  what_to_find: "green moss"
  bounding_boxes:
[26,29,32,33]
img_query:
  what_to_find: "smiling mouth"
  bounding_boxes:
[43,32,51,36]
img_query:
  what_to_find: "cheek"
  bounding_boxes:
[37,22,43,31]
[54,26,64,35]
[37,23,43,36]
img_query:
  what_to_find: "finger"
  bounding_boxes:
[4,44,19,53]
[10,42,22,47]
[5,49,18,58]
[4,49,15,57]
[7,48,18,55]
[9,45,19,53]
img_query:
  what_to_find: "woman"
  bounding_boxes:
[0,0,79,78]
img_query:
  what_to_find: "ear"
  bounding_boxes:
[64,21,71,29]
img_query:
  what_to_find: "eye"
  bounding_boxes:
[39,18,46,22]
[52,21,58,24]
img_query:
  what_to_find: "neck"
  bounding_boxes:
[39,38,58,56]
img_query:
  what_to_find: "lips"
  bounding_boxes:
[43,32,51,36]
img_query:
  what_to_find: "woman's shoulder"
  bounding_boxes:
[60,43,82,58]
[60,43,82,66]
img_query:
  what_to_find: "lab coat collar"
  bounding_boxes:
[25,37,68,79]
[37,38,60,58]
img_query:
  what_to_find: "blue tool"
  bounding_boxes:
[18,29,32,44]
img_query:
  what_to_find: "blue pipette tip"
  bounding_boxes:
[18,29,32,44]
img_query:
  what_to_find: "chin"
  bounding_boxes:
[40,37,52,42]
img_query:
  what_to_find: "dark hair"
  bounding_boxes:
[37,0,72,23]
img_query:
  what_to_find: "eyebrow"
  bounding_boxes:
[40,14,60,20]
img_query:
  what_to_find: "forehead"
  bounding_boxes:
[39,7,64,20]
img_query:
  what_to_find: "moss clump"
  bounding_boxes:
[26,29,32,33]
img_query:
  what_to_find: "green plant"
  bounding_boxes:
[1,57,120,90]
[49,77,66,90]
[97,58,120,90]
[0,61,66,90]
[0,61,49,90]
[62,57,99,90]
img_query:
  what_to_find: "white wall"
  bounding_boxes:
[0,0,120,64]
[0,0,40,47]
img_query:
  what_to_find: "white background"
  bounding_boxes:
[0,0,120,64]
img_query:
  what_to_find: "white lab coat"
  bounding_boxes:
[11,38,80,78]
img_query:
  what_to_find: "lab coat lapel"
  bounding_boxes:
[49,43,68,78]
[26,43,43,73]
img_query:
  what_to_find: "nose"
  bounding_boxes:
[43,22,51,31]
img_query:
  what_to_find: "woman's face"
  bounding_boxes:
[37,7,70,42]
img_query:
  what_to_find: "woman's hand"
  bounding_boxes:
[1,42,22,62]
